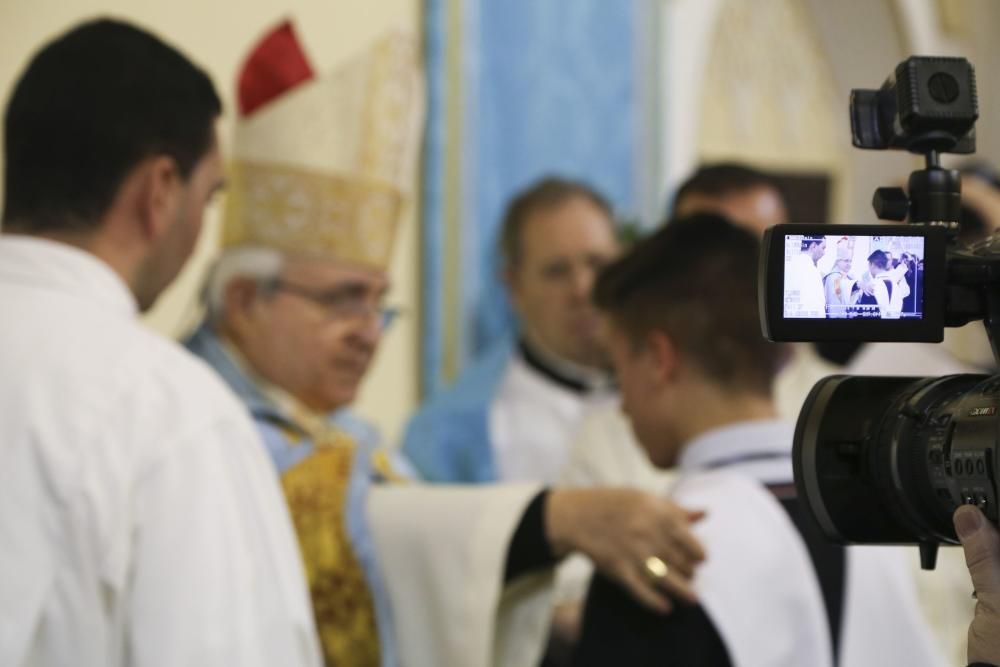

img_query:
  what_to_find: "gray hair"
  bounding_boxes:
[203,246,285,325]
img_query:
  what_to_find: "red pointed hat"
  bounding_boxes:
[237,21,315,116]
[224,22,423,271]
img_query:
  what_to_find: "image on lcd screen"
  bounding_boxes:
[783,234,924,319]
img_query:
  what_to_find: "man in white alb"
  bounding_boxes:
[787,234,828,318]
[0,19,320,667]
[402,177,621,484]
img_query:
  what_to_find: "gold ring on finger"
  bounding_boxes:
[643,555,669,582]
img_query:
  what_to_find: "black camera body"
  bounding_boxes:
[758,56,1000,569]
[850,56,977,155]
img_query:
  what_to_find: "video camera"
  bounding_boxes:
[758,56,1000,569]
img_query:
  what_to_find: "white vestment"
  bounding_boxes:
[555,406,675,604]
[673,421,944,667]
[871,268,909,318]
[490,353,617,483]
[558,409,944,666]
[0,237,321,667]
[555,349,833,604]
[402,342,617,484]
[786,252,826,318]
[367,483,554,667]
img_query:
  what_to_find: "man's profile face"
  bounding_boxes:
[235,255,389,412]
[137,134,224,310]
[506,196,620,369]
[674,185,787,237]
[809,240,827,262]
[605,319,678,468]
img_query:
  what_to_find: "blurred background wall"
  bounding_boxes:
[421,0,1000,409]
[2,0,999,445]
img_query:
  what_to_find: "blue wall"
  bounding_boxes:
[423,0,641,397]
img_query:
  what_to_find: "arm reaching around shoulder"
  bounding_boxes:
[546,488,705,614]
[954,504,1000,667]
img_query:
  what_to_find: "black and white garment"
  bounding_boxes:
[573,420,946,667]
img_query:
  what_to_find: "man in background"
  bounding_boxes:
[787,235,828,318]
[401,177,621,484]
[671,162,789,234]
[0,19,320,667]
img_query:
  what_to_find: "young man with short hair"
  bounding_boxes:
[572,214,944,667]
[550,162,797,649]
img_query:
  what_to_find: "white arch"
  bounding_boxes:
[657,0,726,203]
[652,0,955,225]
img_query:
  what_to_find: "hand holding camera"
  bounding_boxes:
[954,505,1000,665]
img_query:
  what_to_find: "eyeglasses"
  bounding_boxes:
[264,279,402,330]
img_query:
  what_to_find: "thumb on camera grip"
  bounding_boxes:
[955,505,1000,595]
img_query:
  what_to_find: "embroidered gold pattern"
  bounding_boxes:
[281,439,380,666]
[225,161,402,270]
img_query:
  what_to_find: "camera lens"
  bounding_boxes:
[928,72,960,104]
[794,373,996,546]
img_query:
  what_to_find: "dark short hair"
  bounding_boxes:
[671,162,783,218]
[801,235,825,251]
[958,162,1000,245]
[499,176,613,267]
[3,18,222,233]
[868,249,888,270]
[594,214,783,396]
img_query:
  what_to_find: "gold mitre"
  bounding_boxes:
[223,21,423,271]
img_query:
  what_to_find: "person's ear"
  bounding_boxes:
[222,278,263,337]
[644,330,679,385]
[136,156,182,241]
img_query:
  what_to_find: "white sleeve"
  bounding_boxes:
[367,483,554,667]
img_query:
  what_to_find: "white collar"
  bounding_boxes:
[677,418,795,479]
[517,335,615,393]
[0,234,137,317]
